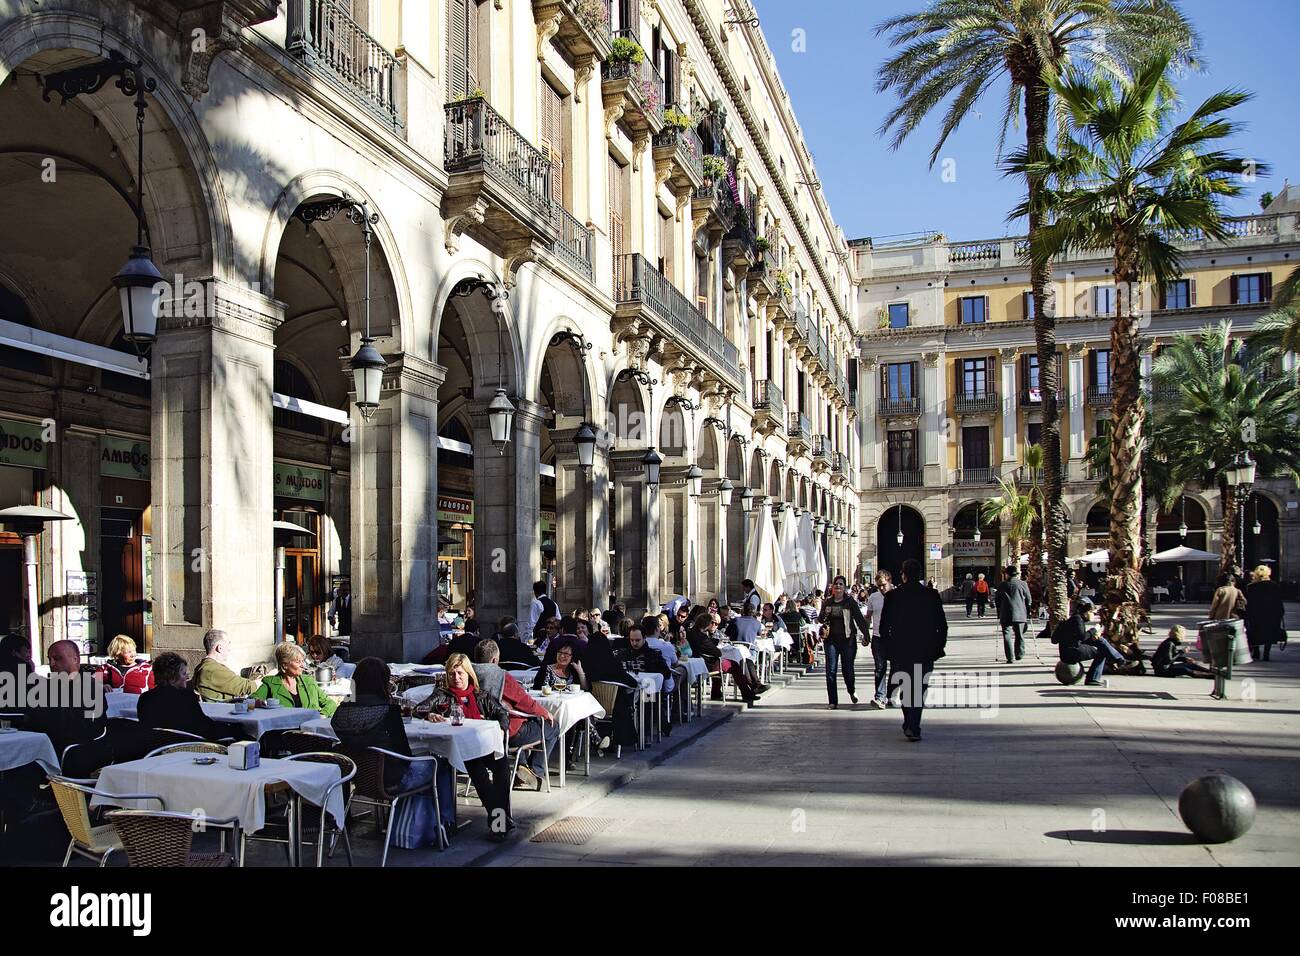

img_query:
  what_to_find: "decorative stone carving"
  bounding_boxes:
[179,0,277,98]
[574,54,596,104]
[536,11,564,60]
[631,133,650,172]
[443,198,487,254]
[502,241,543,288]
[999,346,1019,362]
[921,351,941,368]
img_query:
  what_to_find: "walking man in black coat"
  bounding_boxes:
[878,559,948,741]
[996,565,1033,663]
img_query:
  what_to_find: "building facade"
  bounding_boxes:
[853,192,1300,596]
[0,0,860,669]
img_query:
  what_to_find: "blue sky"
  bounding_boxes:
[754,0,1299,243]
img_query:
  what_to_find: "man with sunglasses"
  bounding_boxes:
[818,575,871,709]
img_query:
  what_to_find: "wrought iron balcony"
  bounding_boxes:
[877,396,920,418]
[550,205,594,282]
[287,0,401,127]
[613,253,739,390]
[601,32,665,135]
[958,467,998,485]
[830,452,849,484]
[954,389,999,415]
[787,412,811,453]
[789,304,811,347]
[1086,385,1112,407]
[1016,466,1044,485]
[652,118,704,192]
[879,470,923,489]
[1020,385,1064,406]
[531,0,613,62]
[748,245,779,299]
[1150,383,1180,403]
[722,207,757,270]
[443,98,558,255]
[753,379,785,432]
[691,165,736,241]
[812,435,832,468]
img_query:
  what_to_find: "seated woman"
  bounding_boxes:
[1051,597,1126,686]
[255,642,338,716]
[306,634,346,673]
[414,654,515,841]
[136,652,227,740]
[533,640,589,691]
[96,634,155,694]
[1152,626,1215,678]
[332,657,453,847]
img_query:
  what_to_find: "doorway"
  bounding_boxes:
[99,507,146,649]
[277,510,322,644]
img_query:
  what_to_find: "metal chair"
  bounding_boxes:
[349,746,445,866]
[506,711,551,793]
[588,682,622,759]
[240,751,355,867]
[144,738,227,759]
[107,809,239,867]
[46,775,164,867]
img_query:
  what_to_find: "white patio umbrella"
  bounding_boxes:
[813,525,830,591]
[1068,549,1111,565]
[1151,545,1222,563]
[794,512,818,595]
[744,506,787,601]
[778,507,804,597]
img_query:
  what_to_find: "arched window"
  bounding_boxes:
[273,360,323,435]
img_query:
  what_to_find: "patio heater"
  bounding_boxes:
[0,506,73,661]
[273,520,316,644]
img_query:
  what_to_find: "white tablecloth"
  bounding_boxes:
[770,632,794,650]
[201,702,322,737]
[0,729,60,774]
[91,751,345,831]
[526,689,604,736]
[318,679,354,701]
[629,671,664,696]
[719,642,753,664]
[677,657,710,683]
[105,690,140,719]
[301,716,504,773]
[389,663,445,678]
[753,638,776,656]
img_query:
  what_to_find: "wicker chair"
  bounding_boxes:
[349,746,446,866]
[144,739,227,759]
[239,751,355,867]
[107,809,238,867]
[588,682,623,759]
[46,775,164,867]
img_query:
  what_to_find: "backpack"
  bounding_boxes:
[974,580,989,595]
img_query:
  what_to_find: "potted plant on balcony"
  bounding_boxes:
[610,35,645,64]
[754,236,771,254]
[574,0,611,32]
[663,107,693,130]
[702,154,727,182]
[775,269,791,299]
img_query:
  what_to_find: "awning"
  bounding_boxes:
[1151,545,1222,563]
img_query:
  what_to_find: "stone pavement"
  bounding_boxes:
[482,604,1300,866]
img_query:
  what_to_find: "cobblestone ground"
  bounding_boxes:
[484,604,1300,866]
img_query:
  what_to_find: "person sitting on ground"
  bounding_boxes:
[191,629,262,702]
[1245,565,1286,662]
[473,639,557,789]
[254,642,338,715]
[1051,597,1126,686]
[414,654,514,840]
[1152,626,1215,678]
[306,634,346,673]
[492,618,541,668]
[137,652,228,740]
[96,634,154,694]
[332,657,451,847]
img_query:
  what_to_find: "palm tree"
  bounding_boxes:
[1154,321,1300,573]
[1020,443,1047,603]
[1016,53,1255,646]
[874,0,1198,628]
[982,476,1038,578]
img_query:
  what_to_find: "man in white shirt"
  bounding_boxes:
[527,579,559,639]
[866,570,893,709]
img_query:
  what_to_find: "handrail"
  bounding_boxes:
[287,0,401,126]
[445,97,553,220]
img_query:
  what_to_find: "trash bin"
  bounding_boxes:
[1199,619,1245,699]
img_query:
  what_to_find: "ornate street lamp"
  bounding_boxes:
[488,387,515,450]
[574,421,597,471]
[686,463,704,497]
[642,448,663,495]
[740,486,755,513]
[1226,451,1256,566]
[896,507,904,546]
[718,477,734,508]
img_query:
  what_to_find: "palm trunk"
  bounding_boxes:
[1219,473,1239,576]
[1024,76,1068,627]
[1028,506,1045,609]
[1106,261,1146,649]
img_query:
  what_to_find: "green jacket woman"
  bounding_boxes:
[254,642,338,716]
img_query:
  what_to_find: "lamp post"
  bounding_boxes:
[0,506,73,662]
[1226,451,1256,570]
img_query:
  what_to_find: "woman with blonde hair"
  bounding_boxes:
[1245,564,1286,661]
[96,634,154,694]
[254,641,337,715]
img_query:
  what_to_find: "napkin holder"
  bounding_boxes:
[228,740,260,771]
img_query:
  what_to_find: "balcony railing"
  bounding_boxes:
[958,467,998,485]
[445,98,553,221]
[287,0,401,126]
[949,240,1000,263]
[877,396,920,417]
[787,412,811,443]
[550,205,594,282]
[790,304,810,344]
[691,173,736,236]
[1150,383,1180,403]
[1086,385,1112,407]
[1020,385,1065,406]
[954,389,999,414]
[652,120,704,185]
[880,470,923,488]
[602,31,665,127]
[614,253,739,387]
[532,0,614,60]
[753,379,785,423]
[812,435,832,461]
[1159,214,1281,243]
[831,452,848,475]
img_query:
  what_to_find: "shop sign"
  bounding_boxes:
[438,495,473,524]
[274,461,327,502]
[928,544,942,561]
[100,436,150,480]
[0,418,49,469]
[953,538,996,557]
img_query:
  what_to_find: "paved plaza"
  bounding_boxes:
[478,604,1300,867]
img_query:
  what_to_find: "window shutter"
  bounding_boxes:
[986,356,995,395]
[1262,272,1273,301]
[446,0,470,100]
[1022,290,1030,319]
[880,364,887,399]
[1230,275,1239,305]
[608,154,624,264]
[1189,277,1197,306]
[982,294,990,323]
[539,80,564,206]
[671,50,681,108]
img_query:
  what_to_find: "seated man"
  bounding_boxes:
[191,629,262,701]
[1051,597,1126,687]
[137,653,229,740]
[471,639,558,786]
[494,619,542,668]
[1152,625,1215,678]
[612,625,674,733]
[19,639,107,757]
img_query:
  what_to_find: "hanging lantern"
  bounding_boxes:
[686,463,704,497]
[574,422,597,471]
[973,526,982,542]
[896,529,904,545]
[718,477,734,508]
[642,448,663,493]
[740,486,755,513]
[1253,519,1262,536]
[488,386,515,450]
[351,338,387,421]
[113,246,163,345]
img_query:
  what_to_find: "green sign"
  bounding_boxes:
[273,461,327,502]
[0,418,48,469]
[437,495,473,525]
[100,436,150,480]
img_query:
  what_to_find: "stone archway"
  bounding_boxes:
[877,505,925,581]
